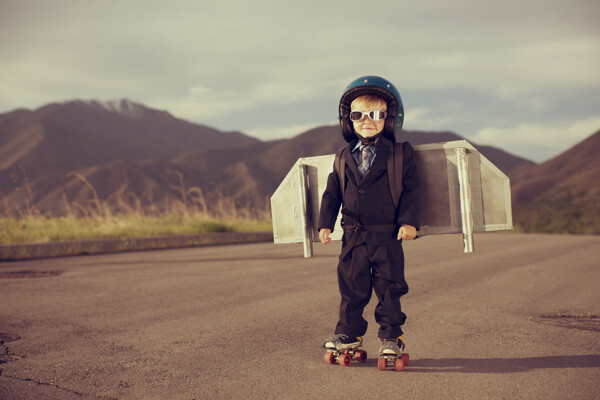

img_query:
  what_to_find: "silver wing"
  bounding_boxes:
[271,140,513,256]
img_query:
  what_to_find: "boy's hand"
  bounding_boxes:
[319,228,332,245]
[398,225,417,241]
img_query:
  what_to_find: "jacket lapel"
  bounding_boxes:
[343,137,393,184]
[344,139,361,180]
[361,137,391,183]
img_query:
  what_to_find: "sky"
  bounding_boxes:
[0,0,599,163]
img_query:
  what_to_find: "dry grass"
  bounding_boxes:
[1,169,272,245]
[0,213,272,245]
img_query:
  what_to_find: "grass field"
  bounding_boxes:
[3,176,597,246]
[1,172,273,245]
[0,213,272,246]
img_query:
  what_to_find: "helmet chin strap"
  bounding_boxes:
[355,131,382,145]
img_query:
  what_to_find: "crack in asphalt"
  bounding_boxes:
[0,344,22,364]
[0,371,119,400]
[1,336,118,400]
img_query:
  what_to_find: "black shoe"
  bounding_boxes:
[378,336,405,356]
[323,334,363,351]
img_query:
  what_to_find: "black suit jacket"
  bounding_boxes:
[318,136,420,246]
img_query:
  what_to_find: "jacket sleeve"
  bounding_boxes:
[317,168,342,231]
[396,142,421,229]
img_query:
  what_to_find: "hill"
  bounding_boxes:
[509,130,600,234]
[1,99,533,219]
[0,99,258,182]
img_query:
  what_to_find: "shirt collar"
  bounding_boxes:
[353,138,380,153]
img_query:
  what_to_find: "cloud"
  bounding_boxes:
[151,79,337,123]
[473,117,600,162]
[245,121,336,141]
[3,0,597,100]
[0,0,599,164]
[402,106,467,133]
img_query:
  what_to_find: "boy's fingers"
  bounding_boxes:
[398,227,416,241]
[319,229,331,245]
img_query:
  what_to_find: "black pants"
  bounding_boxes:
[334,241,409,340]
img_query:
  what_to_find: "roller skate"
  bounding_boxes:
[377,336,410,371]
[323,334,367,367]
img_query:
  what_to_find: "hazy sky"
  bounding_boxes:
[1,0,599,162]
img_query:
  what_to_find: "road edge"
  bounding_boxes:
[0,232,274,262]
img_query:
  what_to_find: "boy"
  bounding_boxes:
[318,76,420,364]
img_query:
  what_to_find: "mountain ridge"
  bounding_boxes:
[1,99,598,234]
[0,99,258,179]
[508,130,600,233]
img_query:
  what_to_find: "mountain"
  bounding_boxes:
[0,99,258,182]
[508,130,600,234]
[1,99,535,219]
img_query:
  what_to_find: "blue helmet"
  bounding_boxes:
[338,75,404,143]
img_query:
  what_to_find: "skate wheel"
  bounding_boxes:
[395,358,405,371]
[378,357,387,371]
[401,353,409,366]
[339,353,351,367]
[324,351,335,364]
[355,350,367,363]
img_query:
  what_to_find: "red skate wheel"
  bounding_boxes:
[378,357,387,371]
[395,358,405,371]
[339,353,351,366]
[401,353,409,366]
[324,352,335,364]
[355,350,367,363]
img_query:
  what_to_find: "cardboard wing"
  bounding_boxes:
[270,140,513,256]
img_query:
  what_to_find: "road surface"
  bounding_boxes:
[1,233,599,399]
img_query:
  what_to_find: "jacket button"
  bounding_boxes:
[358,189,365,195]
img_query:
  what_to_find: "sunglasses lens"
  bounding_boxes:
[369,110,387,121]
[349,111,364,121]
[350,110,387,121]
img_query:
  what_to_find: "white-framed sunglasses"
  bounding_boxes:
[349,110,387,122]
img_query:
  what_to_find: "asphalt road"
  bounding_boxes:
[1,233,599,399]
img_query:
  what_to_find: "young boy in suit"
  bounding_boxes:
[319,75,420,362]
